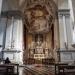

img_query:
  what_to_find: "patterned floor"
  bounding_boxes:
[19,64,55,75]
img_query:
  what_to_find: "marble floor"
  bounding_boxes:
[19,64,75,75]
[19,64,55,75]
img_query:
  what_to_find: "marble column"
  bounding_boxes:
[71,0,75,22]
[68,0,75,44]
[53,6,60,61]
[63,15,68,48]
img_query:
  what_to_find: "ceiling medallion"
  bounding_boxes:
[24,4,54,33]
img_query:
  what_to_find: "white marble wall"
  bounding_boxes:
[68,0,75,44]
[0,17,24,64]
[65,15,73,48]
[71,0,75,22]
[0,0,2,14]
[58,12,73,49]
[58,0,69,9]
[58,15,65,49]
[5,18,23,50]
[1,0,8,11]
[58,0,74,49]
[2,0,19,12]
[0,18,6,47]
[60,52,73,62]
[58,0,75,62]
[59,51,75,63]
[0,18,7,58]
[12,18,23,64]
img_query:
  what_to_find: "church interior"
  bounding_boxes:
[0,0,75,75]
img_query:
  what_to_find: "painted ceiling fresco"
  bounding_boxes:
[24,0,57,33]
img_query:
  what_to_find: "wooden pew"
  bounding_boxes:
[0,64,19,75]
[0,64,14,75]
[57,65,75,75]
[54,62,68,75]
[10,64,19,75]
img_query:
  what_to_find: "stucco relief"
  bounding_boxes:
[23,0,57,33]
[24,5,54,33]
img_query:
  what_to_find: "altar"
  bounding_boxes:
[23,0,59,64]
[34,54,45,59]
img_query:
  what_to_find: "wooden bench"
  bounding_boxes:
[58,65,75,75]
[0,64,14,75]
[54,62,68,75]
[0,64,19,75]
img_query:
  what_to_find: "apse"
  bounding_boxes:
[23,0,58,64]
